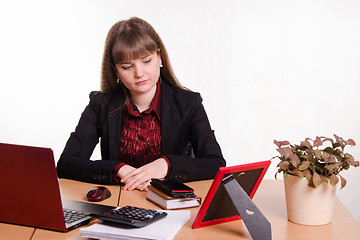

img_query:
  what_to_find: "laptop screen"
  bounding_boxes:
[0,143,67,231]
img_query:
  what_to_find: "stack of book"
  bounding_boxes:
[146,186,201,210]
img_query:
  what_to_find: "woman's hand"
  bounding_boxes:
[120,158,169,191]
[117,164,137,179]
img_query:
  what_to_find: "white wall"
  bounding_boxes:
[1,0,359,224]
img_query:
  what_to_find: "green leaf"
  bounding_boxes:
[290,154,300,168]
[313,137,323,147]
[334,134,342,143]
[301,140,312,149]
[314,149,322,159]
[292,169,304,178]
[345,138,356,146]
[277,147,292,158]
[325,155,336,164]
[274,140,290,148]
[321,175,328,183]
[312,172,321,188]
[332,142,341,149]
[323,147,334,155]
[278,161,289,170]
[304,170,312,181]
[325,163,341,172]
[344,153,355,161]
[330,174,339,186]
[340,175,347,189]
[298,161,311,171]
[322,137,334,145]
[333,149,342,156]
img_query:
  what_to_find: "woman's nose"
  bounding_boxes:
[134,65,145,78]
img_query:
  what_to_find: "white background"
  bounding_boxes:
[1,0,359,224]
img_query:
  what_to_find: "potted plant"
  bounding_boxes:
[272,134,359,225]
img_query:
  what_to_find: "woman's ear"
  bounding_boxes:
[112,63,120,77]
[156,50,162,67]
[113,67,121,83]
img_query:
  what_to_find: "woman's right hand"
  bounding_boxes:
[118,158,169,191]
[117,164,136,179]
[117,165,151,191]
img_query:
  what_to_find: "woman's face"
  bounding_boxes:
[115,51,162,97]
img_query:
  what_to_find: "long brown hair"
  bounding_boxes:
[100,17,183,93]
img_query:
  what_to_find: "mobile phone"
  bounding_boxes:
[151,179,195,198]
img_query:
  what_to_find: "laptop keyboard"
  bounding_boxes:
[63,209,89,224]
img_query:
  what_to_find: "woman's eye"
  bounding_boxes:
[122,65,132,70]
[144,58,152,64]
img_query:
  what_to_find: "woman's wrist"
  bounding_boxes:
[160,156,171,178]
[117,164,135,179]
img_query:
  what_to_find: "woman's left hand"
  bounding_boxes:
[121,158,169,191]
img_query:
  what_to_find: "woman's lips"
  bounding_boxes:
[136,80,148,85]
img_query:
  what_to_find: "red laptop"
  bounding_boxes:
[0,143,114,232]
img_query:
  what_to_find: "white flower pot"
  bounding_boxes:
[284,174,336,225]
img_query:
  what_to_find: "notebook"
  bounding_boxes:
[0,143,114,232]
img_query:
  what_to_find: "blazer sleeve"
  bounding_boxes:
[56,92,120,185]
[164,92,226,182]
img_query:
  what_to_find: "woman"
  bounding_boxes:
[56,17,225,191]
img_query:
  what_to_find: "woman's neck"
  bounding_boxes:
[130,85,157,113]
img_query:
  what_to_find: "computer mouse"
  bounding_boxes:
[86,186,111,202]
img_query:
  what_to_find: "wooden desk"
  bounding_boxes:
[2,179,359,240]
[119,179,360,240]
[0,223,35,240]
[30,179,120,240]
[254,180,360,240]
[118,180,252,239]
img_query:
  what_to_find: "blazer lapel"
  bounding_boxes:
[107,92,124,161]
[161,81,175,155]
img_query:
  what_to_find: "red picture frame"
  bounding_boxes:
[192,160,271,229]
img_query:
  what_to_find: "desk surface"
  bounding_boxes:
[119,179,360,240]
[1,179,359,240]
[31,179,120,240]
[0,222,35,240]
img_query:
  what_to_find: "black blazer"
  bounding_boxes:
[56,80,225,185]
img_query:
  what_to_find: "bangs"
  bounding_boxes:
[112,32,158,64]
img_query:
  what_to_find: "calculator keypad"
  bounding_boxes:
[92,205,167,227]
[108,206,163,220]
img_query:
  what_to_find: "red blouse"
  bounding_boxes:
[113,82,170,182]
[120,84,162,167]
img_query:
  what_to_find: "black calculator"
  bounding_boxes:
[90,206,167,228]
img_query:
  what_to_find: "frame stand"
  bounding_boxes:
[222,174,272,240]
